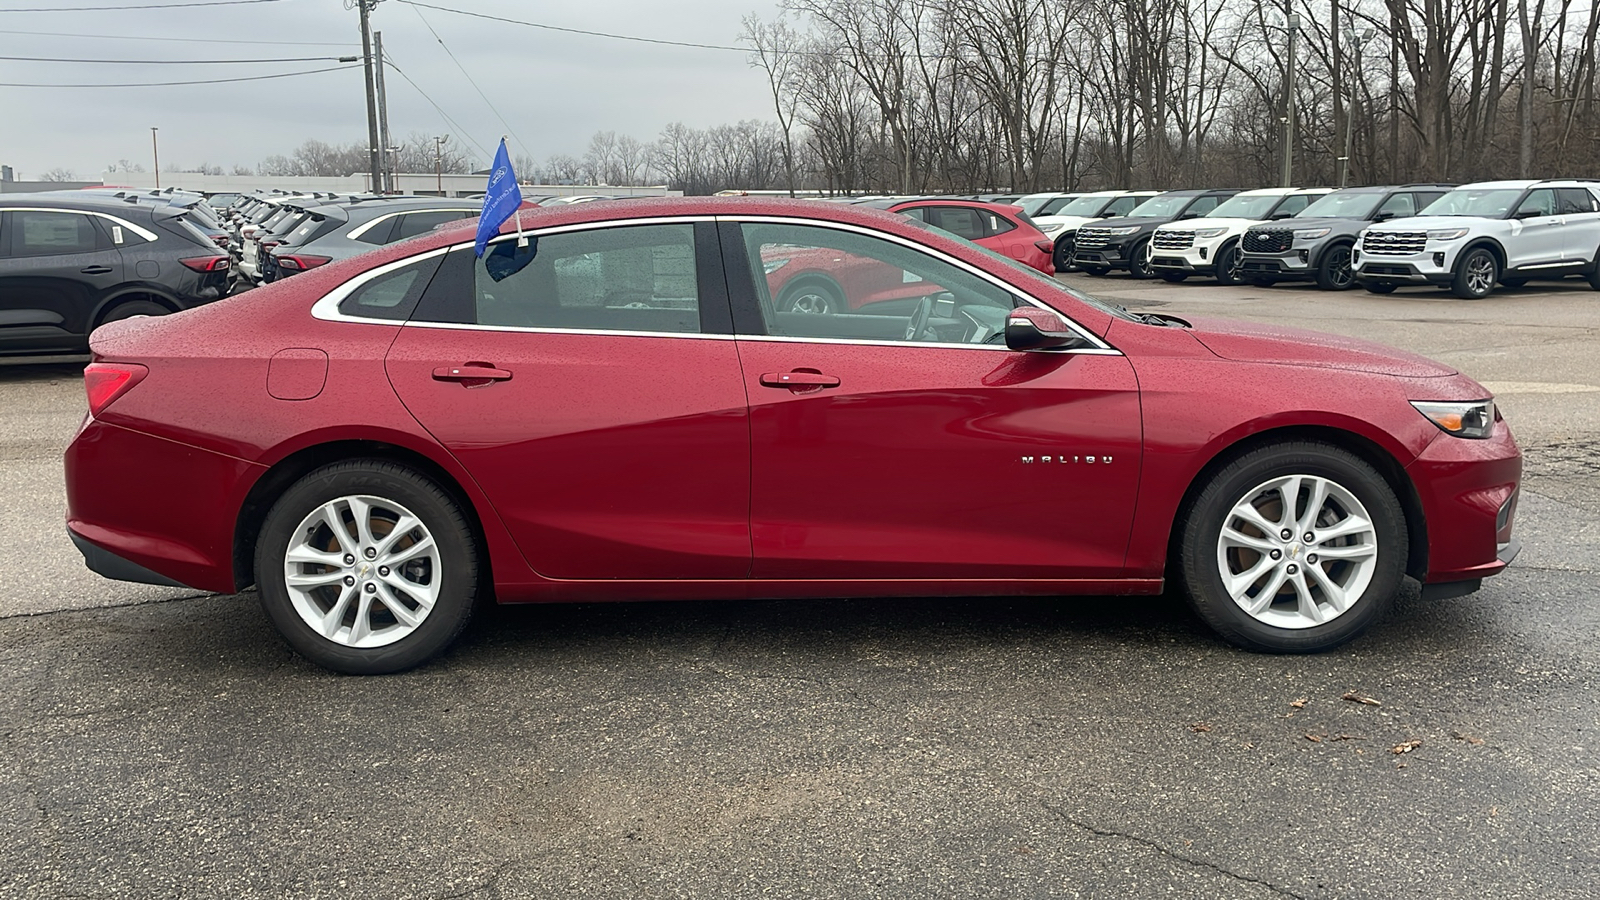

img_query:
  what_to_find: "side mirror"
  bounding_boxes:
[1270,211,1296,220]
[1372,211,1395,222]
[1512,208,1541,220]
[1005,307,1083,352]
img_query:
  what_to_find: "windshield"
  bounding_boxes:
[1420,189,1525,217]
[1207,193,1283,219]
[1126,194,1193,218]
[904,217,1138,323]
[1298,190,1383,220]
[1056,195,1116,217]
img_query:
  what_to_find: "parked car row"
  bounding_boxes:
[1033,179,1600,299]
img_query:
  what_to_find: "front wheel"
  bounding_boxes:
[1178,442,1407,653]
[255,461,480,674]
[1315,244,1356,290]
[1500,277,1528,288]
[1452,247,1499,299]
[1214,242,1244,286]
[1127,240,1155,279]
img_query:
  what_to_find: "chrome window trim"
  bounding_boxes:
[0,207,159,242]
[310,213,1121,356]
[344,207,488,240]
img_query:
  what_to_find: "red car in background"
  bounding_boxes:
[879,198,1056,274]
[65,197,1520,674]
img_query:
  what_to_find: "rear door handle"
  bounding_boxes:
[432,365,513,383]
[760,371,840,389]
[81,266,114,275]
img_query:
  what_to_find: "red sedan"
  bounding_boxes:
[65,198,1520,674]
[877,198,1056,274]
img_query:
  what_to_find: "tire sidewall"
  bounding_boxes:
[255,462,478,675]
[1214,242,1241,285]
[1128,239,1154,278]
[1180,443,1407,653]
[1316,243,1355,290]
[779,277,843,314]
[1453,248,1499,299]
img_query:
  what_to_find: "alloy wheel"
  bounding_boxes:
[1465,254,1495,295]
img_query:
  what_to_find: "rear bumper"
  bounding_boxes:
[69,529,194,589]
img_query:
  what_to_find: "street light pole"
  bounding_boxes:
[1281,13,1300,188]
[1338,28,1373,188]
[434,135,448,195]
[150,127,160,190]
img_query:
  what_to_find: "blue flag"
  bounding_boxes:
[474,138,523,258]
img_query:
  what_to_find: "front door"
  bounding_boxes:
[727,220,1142,580]
[385,221,751,580]
[0,209,122,353]
[1508,188,1566,269]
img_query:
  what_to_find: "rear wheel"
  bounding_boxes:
[1081,265,1110,276]
[1363,283,1397,295]
[1314,243,1356,290]
[1585,252,1600,290]
[97,299,169,328]
[1500,277,1528,288]
[1452,247,1499,299]
[1179,442,1407,653]
[255,461,479,674]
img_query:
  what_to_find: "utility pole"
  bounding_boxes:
[150,127,160,189]
[355,0,383,194]
[1339,28,1373,187]
[434,135,448,195]
[1281,13,1300,187]
[374,30,393,193]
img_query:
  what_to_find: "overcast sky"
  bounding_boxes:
[0,0,784,180]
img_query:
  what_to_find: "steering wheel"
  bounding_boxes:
[904,296,933,341]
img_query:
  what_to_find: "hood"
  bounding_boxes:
[1157,217,1269,232]
[1249,216,1362,232]
[1087,215,1173,230]
[1366,215,1497,233]
[1032,214,1102,231]
[1185,316,1458,377]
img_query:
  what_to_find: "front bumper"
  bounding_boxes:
[1406,418,1522,588]
[1150,243,1224,274]
[1352,245,1457,285]
[1071,242,1131,269]
[1238,251,1314,280]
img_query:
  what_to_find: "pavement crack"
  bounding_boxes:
[0,591,217,621]
[1041,802,1310,899]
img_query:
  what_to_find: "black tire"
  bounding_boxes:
[1314,243,1356,290]
[1451,247,1499,299]
[1080,265,1111,276]
[1159,272,1188,283]
[1214,242,1243,286]
[1127,239,1155,279]
[1500,277,1528,288]
[1584,256,1600,290]
[1246,276,1277,287]
[255,460,479,675]
[97,299,169,328]
[1052,237,1076,272]
[1177,441,1407,654]
[1363,283,1397,295]
[777,278,844,315]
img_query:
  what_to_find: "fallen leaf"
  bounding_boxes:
[1391,739,1423,754]
[1490,806,1498,817]
[1290,697,1308,709]
[1452,731,1485,746]
[1329,733,1361,742]
[1342,692,1382,707]
[1190,723,1212,733]
[1304,732,1324,743]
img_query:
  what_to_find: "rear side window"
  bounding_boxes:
[415,223,702,335]
[1557,188,1598,214]
[394,210,474,240]
[337,254,444,321]
[11,211,101,257]
[353,215,399,245]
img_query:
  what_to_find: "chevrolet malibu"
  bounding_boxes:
[65,198,1521,674]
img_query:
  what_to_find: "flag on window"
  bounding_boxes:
[474,138,524,258]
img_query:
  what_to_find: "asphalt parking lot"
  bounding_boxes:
[3,275,1598,898]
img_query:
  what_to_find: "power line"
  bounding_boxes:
[381,53,493,161]
[0,54,353,63]
[0,0,285,11]
[0,27,353,46]
[0,62,358,87]
[394,0,748,54]
[406,3,532,161]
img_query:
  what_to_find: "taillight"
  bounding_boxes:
[211,234,230,248]
[1034,240,1054,253]
[179,256,230,272]
[261,240,281,249]
[83,363,148,416]
[275,254,332,271]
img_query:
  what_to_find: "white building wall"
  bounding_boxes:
[100,171,680,199]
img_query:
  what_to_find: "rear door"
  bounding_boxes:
[384,220,752,580]
[1557,187,1600,262]
[0,209,123,353]
[727,219,1142,581]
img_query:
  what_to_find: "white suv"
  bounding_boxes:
[1149,187,1331,284]
[1033,189,1159,271]
[1353,179,1600,298]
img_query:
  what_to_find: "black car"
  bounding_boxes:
[1237,184,1455,290]
[261,196,484,282]
[1070,189,1240,277]
[0,195,231,356]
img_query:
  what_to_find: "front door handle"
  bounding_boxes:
[432,364,513,383]
[760,370,840,390]
[81,265,114,275]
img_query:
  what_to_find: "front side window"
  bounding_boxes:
[438,223,701,334]
[1183,196,1224,216]
[1514,189,1557,218]
[1273,194,1315,217]
[742,221,1022,345]
[12,211,100,257]
[1374,192,1417,219]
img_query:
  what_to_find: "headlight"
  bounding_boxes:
[1293,227,1331,240]
[762,258,789,274]
[1426,228,1469,240]
[1102,226,1142,236]
[1192,227,1228,238]
[1039,222,1065,234]
[1411,399,1495,439]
